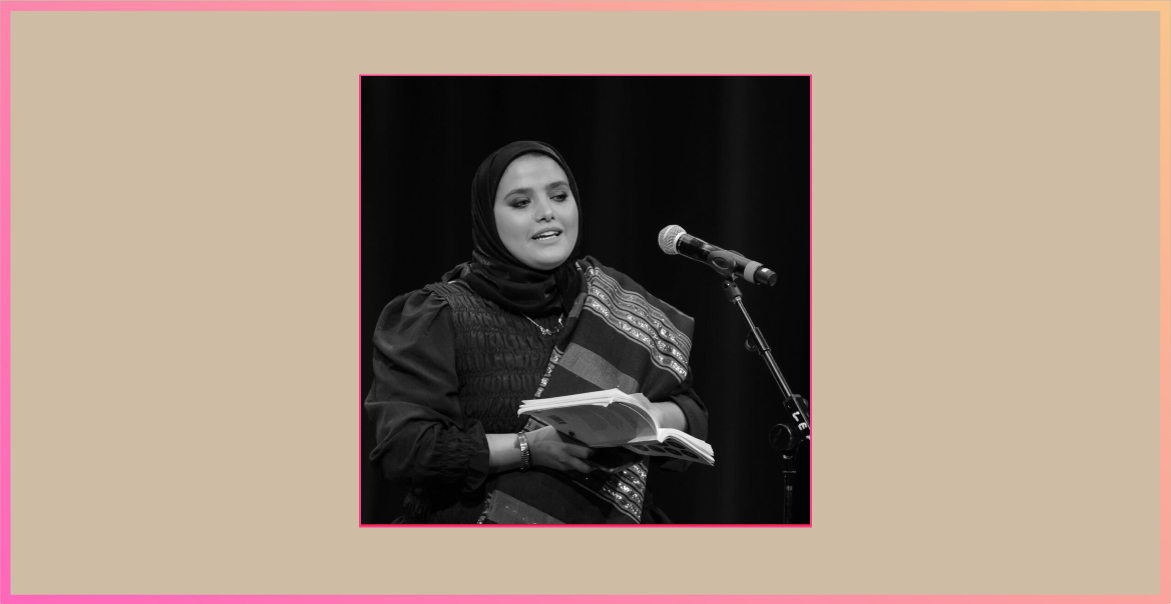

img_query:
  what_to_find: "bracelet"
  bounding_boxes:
[517,430,532,471]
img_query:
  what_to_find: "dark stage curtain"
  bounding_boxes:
[360,76,810,524]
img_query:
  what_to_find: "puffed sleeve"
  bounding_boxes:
[364,289,490,492]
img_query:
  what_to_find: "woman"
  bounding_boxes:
[365,141,708,524]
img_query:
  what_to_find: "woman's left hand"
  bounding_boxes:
[631,394,688,432]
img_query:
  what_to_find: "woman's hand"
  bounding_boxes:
[527,426,594,473]
[631,394,688,432]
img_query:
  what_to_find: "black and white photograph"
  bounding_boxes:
[360,75,810,524]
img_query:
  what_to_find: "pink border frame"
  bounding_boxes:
[355,73,815,531]
[3,1,1169,602]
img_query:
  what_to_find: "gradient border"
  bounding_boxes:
[1,1,1167,602]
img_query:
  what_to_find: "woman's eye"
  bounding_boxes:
[510,198,530,208]
[552,193,569,202]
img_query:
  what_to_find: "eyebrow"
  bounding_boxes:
[501,181,570,198]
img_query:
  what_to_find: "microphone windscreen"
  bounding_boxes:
[658,225,685,255]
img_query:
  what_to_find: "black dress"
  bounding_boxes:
[365,279,708,523]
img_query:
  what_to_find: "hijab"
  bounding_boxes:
[444,141,584,316]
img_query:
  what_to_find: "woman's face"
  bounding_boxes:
[493,153,580,271]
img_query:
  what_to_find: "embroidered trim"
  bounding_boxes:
[588,267,693,354]
[593,462,648,522]
[479,490,566,524]
[476,492,493,524]
[532,347,563,399]
[582,269,690,382]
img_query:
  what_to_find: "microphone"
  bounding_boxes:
[657,225,778,286]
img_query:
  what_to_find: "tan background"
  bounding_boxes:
[7,4,1164,597]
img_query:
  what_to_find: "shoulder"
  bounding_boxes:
[374,284,458,332]
[579,256,694,325]
[422,279,475,301]
[375,279,494,328]
[579,256,650,290]
[579,255,650,298]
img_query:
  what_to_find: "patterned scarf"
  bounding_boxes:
[482,256,695,523]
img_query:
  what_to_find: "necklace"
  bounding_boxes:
[521,313,564,336]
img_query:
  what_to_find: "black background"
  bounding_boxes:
[361,76,810,524]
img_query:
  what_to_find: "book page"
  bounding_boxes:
[525,403,653,447]
[622,440,711,465]
[521,388,628,410]
[623,429,715,465]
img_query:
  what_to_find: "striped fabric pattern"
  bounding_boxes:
[533,257,696,522]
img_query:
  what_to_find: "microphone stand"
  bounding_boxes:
[709,251,810,524]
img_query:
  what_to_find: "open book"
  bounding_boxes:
[518,389,714,465]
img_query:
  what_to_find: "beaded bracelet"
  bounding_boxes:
[517,430,532,471]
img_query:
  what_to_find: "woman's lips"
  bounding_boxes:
[531,230,562,242]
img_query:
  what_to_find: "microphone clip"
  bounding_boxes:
[707,250,745,282]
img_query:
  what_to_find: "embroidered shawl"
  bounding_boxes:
[485,256,695,523]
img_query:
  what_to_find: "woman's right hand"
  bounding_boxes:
[527,426,594,473]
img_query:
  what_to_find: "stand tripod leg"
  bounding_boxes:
[781,451,797,524]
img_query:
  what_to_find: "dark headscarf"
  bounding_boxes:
[444,141,584,316]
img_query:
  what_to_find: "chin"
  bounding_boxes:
[526,253,569,271]
[530,259,566,271]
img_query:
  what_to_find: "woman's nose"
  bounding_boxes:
[534,197,555,221]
